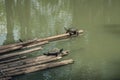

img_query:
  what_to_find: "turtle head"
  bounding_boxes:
[59,48,64,53]
[64,27,68,31]
[19,39,23,42]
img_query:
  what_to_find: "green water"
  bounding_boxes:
[0,0,120,80]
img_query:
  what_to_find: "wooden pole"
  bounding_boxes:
[36,30,84,42]
[22,41,48,49]
[0,77,12,80]
[0,30,83,53]
[0,39,37,50]
[0,41,48,54]
[0,56,27,64]
[0,47,42,60]
[0,51,69,70]
[0,45,23,54]
[3,57,62,72]
[2,59,74,77]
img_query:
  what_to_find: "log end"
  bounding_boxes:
[78,30,84,35]
[62,50,69,56]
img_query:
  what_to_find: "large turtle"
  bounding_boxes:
[64,27,79,36]
[43,48,63,56]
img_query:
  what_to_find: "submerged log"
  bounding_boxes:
[0,30,83,53]
[2,59,74,77]
[0,47,42,60]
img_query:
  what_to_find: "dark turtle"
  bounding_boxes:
[64,27,79,36]
[43,48,63,56]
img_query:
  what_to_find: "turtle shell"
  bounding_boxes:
[68,28,77,32]
[48,48,60,54]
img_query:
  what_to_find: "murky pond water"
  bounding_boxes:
[0,0,120,80]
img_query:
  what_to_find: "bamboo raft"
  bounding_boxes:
[0,59,73,80]
[0,51,72,80]
[0,29,83,80]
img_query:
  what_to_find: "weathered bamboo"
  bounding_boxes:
[0,51,69,70]
[0,30,83,53]
[3,57,62,72]
[0,45,23,54]
[36,30,84,42]
[0,41,48,54]
[0,47,42,60]
[0,77,12,80]
[0,56,27,64]
[22,41,48,49]
[2,59,74,77]
[0,39,37,50]
[1,51,69,72]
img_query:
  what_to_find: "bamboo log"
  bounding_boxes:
[0,51,69,70]
[0,41,49,69]
[22,41,48,49]
[0,41,48,54]
[0,45,23,54]
[0,47,42,60]
[3,59,74,77]
[0,39,37,50]
[0,77,12,80]
[36,30,84,42]
[0,30,83,52]
[2,51,69,72]
[0,56,27,64]
[3,57,62,72]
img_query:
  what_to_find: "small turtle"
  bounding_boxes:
[64,27,79,36]
[43,48,63,56]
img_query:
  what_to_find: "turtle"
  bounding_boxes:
[43,48,64,56]
[64,27,79,36]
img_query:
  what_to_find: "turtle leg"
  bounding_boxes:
[76,31,79,36]
[56,53,58,57]
[60,48,63,53]
[43,53,47,55]
[73,31,79,36]
[43,53,49,56]
[69,32,73,36]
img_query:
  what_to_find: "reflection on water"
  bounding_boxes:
[31,0,72,36]
[0,33,7,45]
[104,24,120,35]
[0,0,120,80]
[13,26,20,41]
[0,0,7,45]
